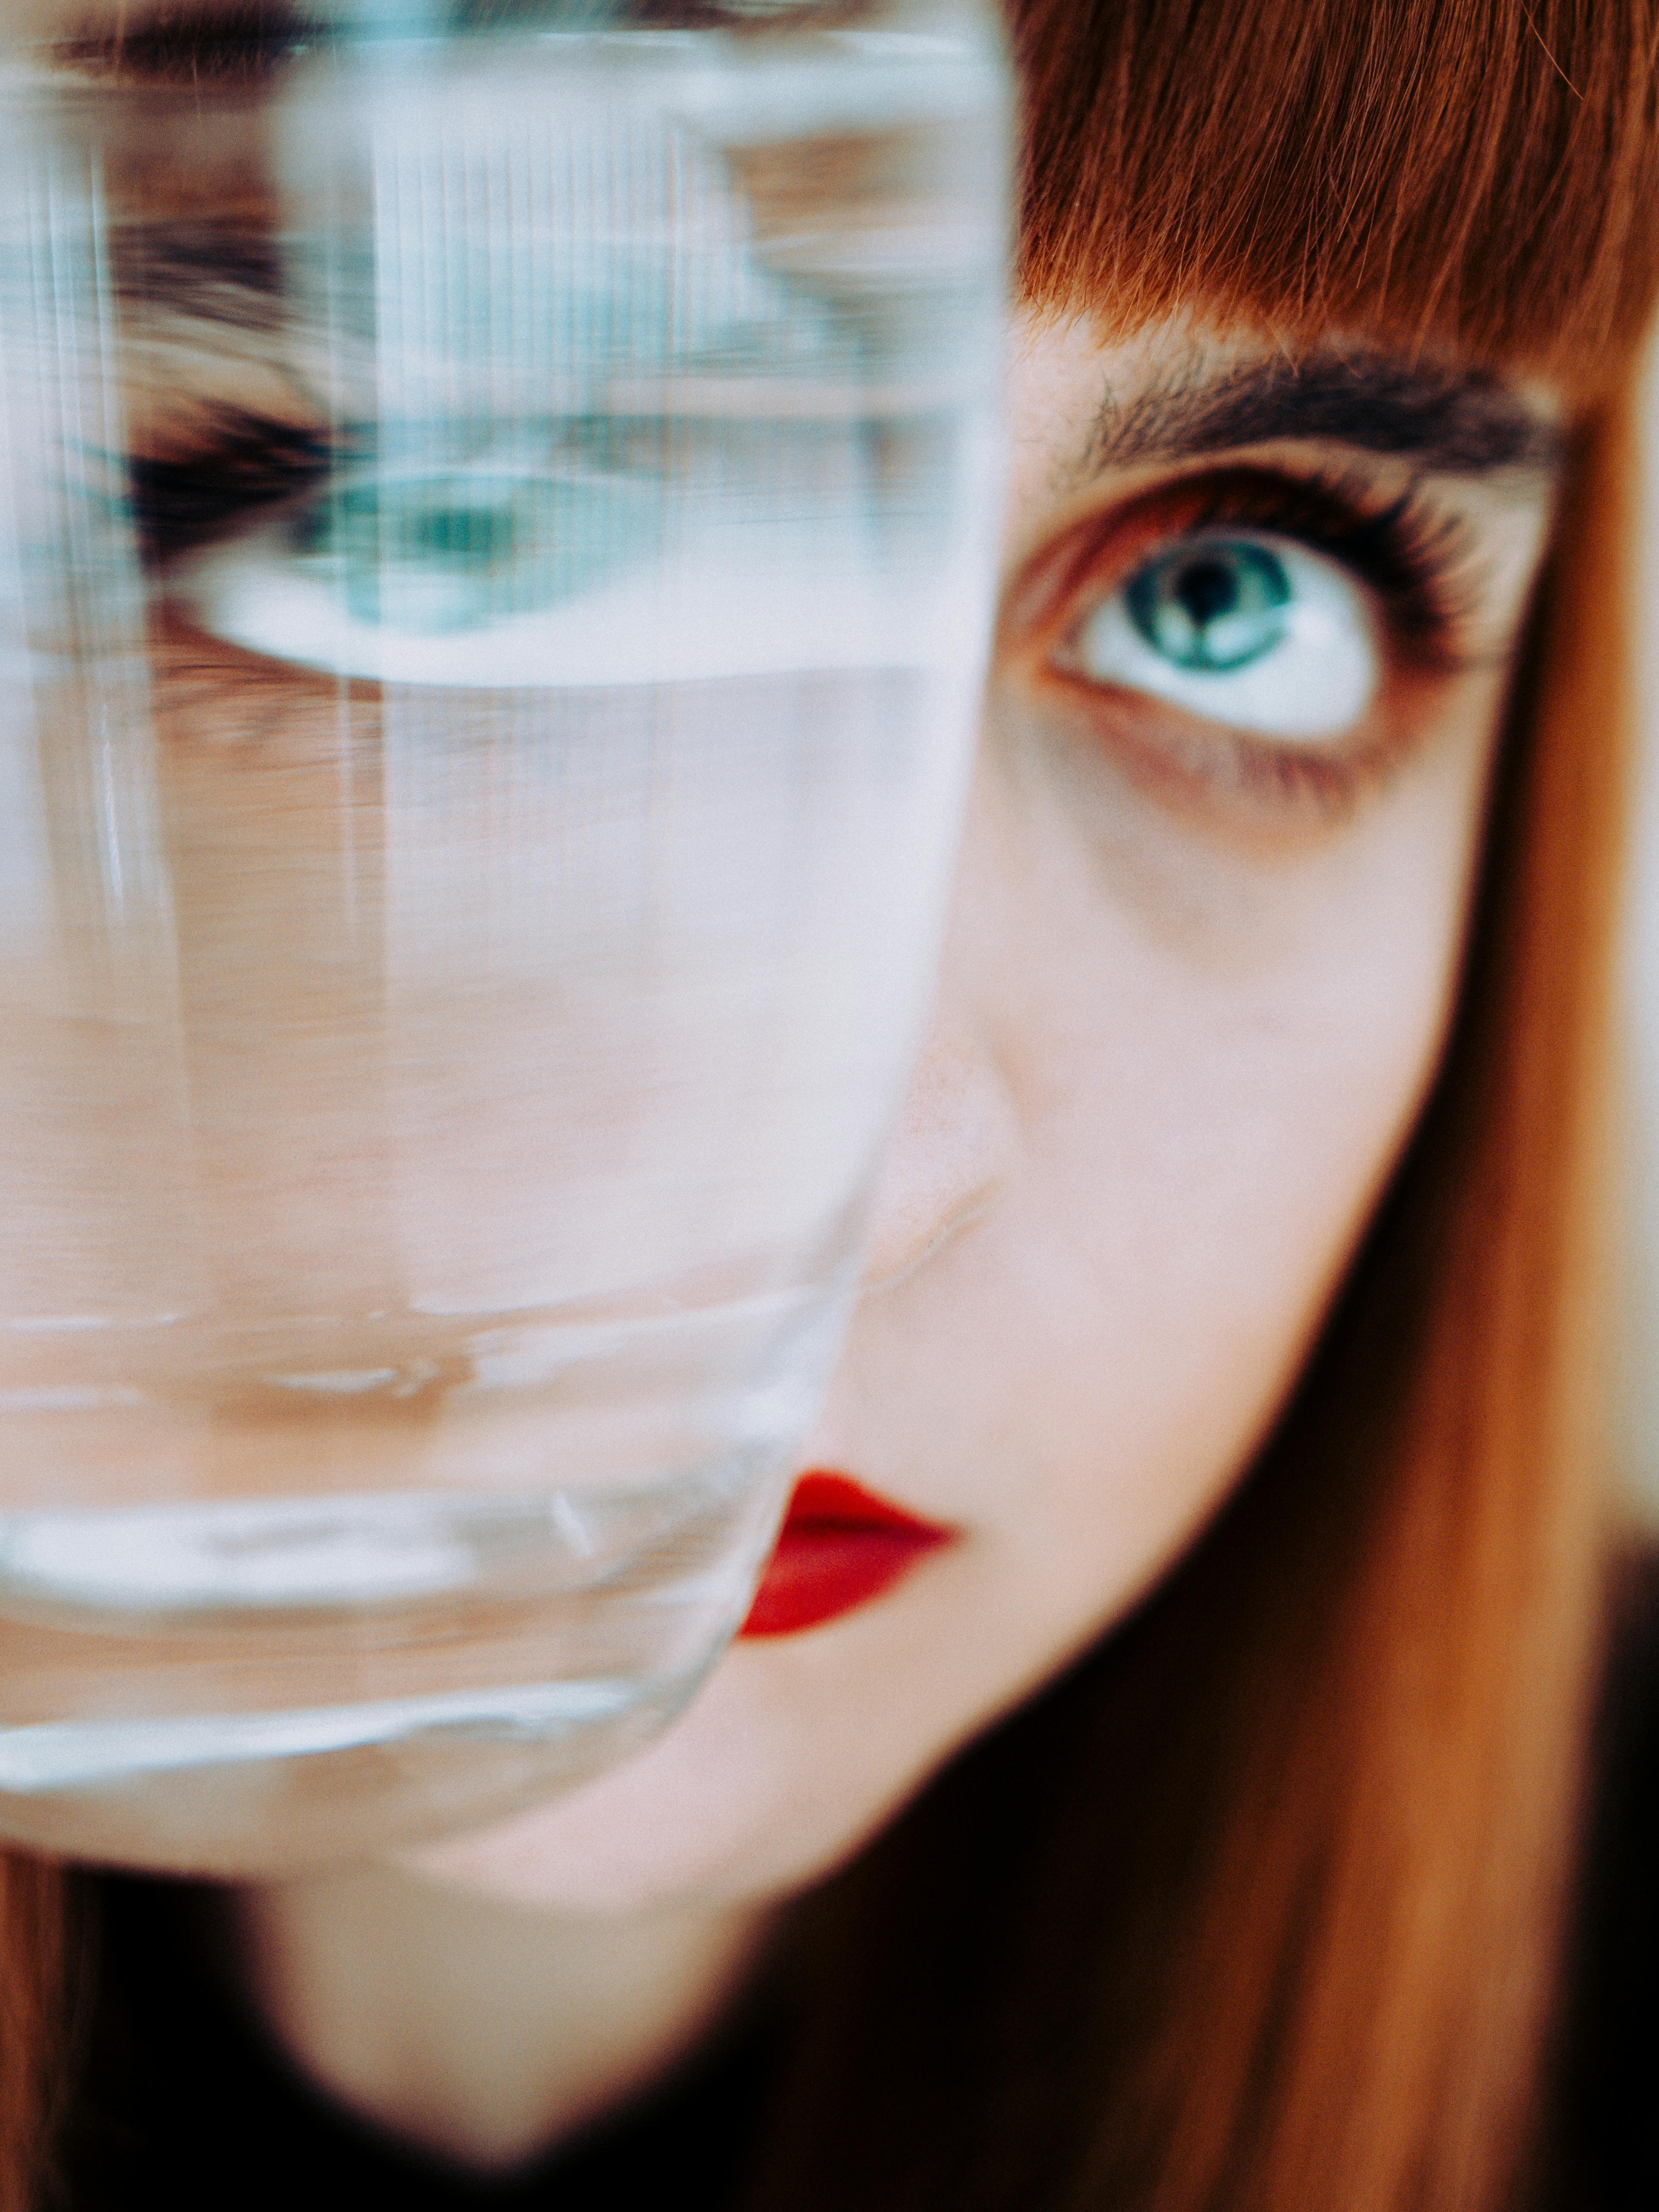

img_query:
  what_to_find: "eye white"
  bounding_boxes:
[167,463,930,689]
[1072,532,1380,741]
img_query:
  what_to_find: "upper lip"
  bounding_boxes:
[780,1471,955,1543]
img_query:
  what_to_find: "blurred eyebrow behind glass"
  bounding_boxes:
[0,6,1651,2212]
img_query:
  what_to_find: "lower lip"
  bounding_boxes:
[738,1471,953,1639]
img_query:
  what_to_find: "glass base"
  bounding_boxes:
[0,1461,780,1873]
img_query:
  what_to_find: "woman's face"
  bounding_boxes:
[413,313,1560,1913]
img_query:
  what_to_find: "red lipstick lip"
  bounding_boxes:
[739,1472,954,1639]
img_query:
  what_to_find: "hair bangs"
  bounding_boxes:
[1012,0,1659,394]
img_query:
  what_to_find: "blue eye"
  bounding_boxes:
[1124,541,1292,673]
[171,448,911,688]
[290,468,659,636]
[1071,530,1378,742]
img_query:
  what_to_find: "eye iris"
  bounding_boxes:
[292,471,654,634]
[1124,541,1292,672]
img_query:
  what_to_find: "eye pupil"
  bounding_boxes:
[1125,540,1292,672]
[1176,558,1238,626]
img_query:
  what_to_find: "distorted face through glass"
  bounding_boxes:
[0,0,1010,1869]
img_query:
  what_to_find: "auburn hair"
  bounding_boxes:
[6,3,1659,2208]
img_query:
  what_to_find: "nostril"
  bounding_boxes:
[857,1017,1019,1293]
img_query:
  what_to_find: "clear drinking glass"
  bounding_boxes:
[0,0,1008,1873]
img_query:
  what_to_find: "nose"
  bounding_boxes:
[856,894,1020,1294]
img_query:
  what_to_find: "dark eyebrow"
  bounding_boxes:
[1079,351,1563,484]
[47,0,591,76]
[55,4,320,81]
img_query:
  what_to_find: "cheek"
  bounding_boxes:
[923,690,1498,1627]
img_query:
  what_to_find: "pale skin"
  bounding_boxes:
[206,314,1560,2170]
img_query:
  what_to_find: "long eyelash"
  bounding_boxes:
[128,408,343,565]
[1171,466,1481,675]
